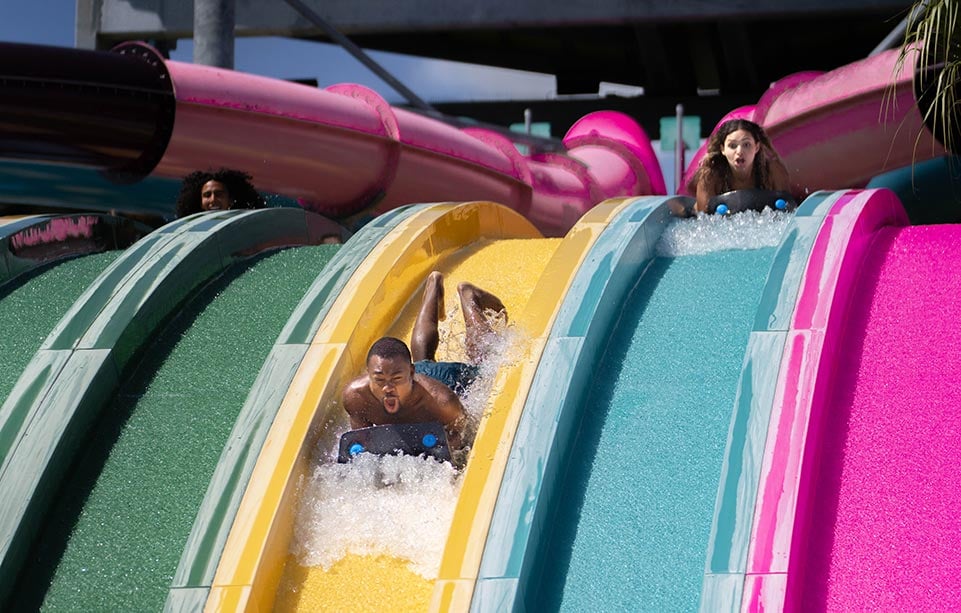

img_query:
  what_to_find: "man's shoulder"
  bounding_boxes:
[342,375,372,411]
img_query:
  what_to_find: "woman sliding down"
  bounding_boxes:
[688,118,791,214]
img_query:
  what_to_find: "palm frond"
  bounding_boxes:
[895,0,961,155]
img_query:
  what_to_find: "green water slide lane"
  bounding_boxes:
[0,207,325,607]
[0,252,121,408]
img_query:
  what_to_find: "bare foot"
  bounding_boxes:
[458,282,507,323]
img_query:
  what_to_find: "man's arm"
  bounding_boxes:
[435,392,468,449]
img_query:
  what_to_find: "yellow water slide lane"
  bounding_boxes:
[430,197,636,611]
[205,202,542,612]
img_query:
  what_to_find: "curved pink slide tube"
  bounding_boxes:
[154,59,664,236]
[742,188,961,611]
[680,47,944,199]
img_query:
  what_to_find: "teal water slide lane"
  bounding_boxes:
[698,191,846,610]
[163,203,438,611]
[472,195,676,610]
[487,199,795,611]
[0,208,325,607]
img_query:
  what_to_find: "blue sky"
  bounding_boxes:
[0,0,558,104]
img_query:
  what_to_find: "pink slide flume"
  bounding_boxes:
[797,223,961,611]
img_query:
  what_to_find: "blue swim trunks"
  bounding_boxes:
[414,360,479,396]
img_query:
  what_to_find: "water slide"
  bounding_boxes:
[203,198,645,611]
[679,45,945,201]
[0,207,347,609]
[468,186,961,612]
[0,40,665,237]
[1,36,959,613]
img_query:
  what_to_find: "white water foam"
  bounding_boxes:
[291,453,461,578]
[655,209,795,257]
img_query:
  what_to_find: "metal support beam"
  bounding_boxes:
[194,0,235,68]
[282,0,436,113]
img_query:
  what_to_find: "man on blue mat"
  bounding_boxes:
[342,271,507,450]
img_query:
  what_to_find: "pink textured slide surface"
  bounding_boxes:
[801,225,961,610]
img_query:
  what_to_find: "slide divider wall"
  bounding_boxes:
[698,190,848,610]
[695,189,909,611]
[744,188,907,612]
[469,195,678,611]
[430,196,663,611]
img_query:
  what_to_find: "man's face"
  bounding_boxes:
[366,355,415,414]
[201,180,232,211]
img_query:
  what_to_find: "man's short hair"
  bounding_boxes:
[367,337,412,364]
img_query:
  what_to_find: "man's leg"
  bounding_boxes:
[458,281,507,364]
[411,271,446,362]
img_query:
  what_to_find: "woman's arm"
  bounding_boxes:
[695,174,715,213]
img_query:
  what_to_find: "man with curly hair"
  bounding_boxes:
[174,168,266,217]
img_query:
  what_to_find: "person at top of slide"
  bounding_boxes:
[174,168,266,218]
[341,271,507,450]
[688,118,790,214]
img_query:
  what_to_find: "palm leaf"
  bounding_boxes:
[895,0,961,154]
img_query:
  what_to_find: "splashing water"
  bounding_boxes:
[292,311,527,578]
[656,209,794,257]
[292,453,461,578]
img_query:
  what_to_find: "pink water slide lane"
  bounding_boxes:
[152,51,665,237]
[679,46,945,198]
[740,188,961,611]
[798,223,961,611]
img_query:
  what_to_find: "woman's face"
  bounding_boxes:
[722,129,759,176]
